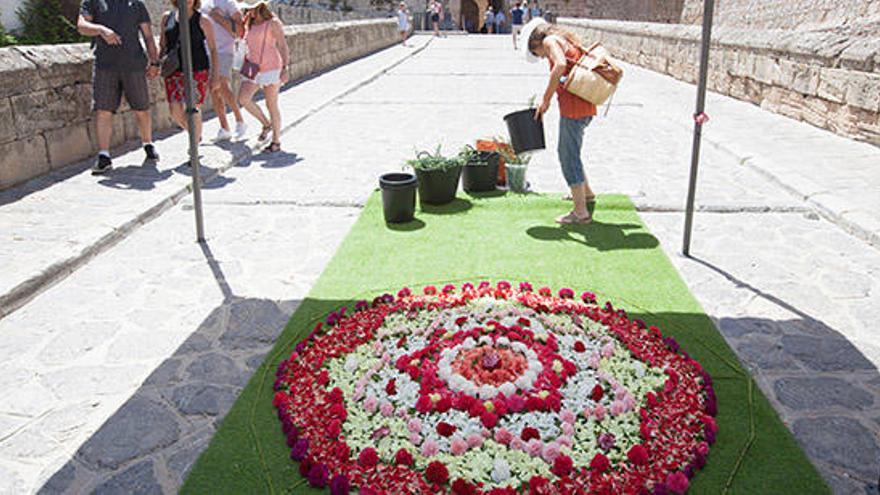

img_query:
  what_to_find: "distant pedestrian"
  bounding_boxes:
[203,0,247,141]
[494,9,505,34]
[238,2,289,153]
[397,2,410,46]
[523,19,597,225]
[510,1,524,49]
[484,6,494,33]
[429,0,442,37]
[160,0,221,146]
[77,0,161,175]
[528,0,541,21]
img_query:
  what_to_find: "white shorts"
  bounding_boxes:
[513,24,523,36]
[212,50,234,79]
[244,69,281,87]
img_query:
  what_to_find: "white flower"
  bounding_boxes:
[499,382,517,396]
[491,457,511,483]
[344,355,360,373]
[479,384,498,399]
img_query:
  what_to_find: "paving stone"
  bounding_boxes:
[219,299,289,350]
[774,377,874,410]
[176,333,215,355]
[165,432,212,483]
[143,358,183,387]
[167,384,239,417]
[781,335,877,372]
[246,351,269,370]
[92,460,163,495]
[0,463,26,494]
[185,353,247,387]
[736,336,801,371]
[78,396,180,470]
[717,316,784,339]
[792,417,880,479]
[38,461,78,494]
[823,470,879,495]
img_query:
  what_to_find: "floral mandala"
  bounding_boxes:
[273,282,717,494]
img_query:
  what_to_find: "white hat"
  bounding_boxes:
[519,17,548,63]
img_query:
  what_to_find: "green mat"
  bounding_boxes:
[182,193,827,494]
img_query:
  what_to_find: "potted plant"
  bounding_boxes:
[500,147,531,193]
[460,145,500,193]
[503,95,545,154]
[406,145,463,205]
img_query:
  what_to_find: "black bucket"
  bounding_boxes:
[462,152,499,193]
[504,109,545,154]
[379,172,417,223]
[415,166,462,205]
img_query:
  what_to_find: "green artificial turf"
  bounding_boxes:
[182,193,828,494]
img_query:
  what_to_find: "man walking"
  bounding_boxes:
[78,0,160,175]
[493,7,505,35]
[484,6,494,33]
[204,0,247,141]
[510,1,524,49]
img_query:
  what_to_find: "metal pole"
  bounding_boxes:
[178,1,206,242]
[682,0,714,257]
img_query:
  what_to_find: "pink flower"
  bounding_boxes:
[560,409,576,424]
[610,400,626,416]
[542,442,561,463]
[407,418,422,434]
[409,433,422,445]
[380,400,394,417]
[421,439,439,457]
[526,439,543,457]
[557,435,573,448]
[494,428,513,445]
[450,437,468,455]
[561,423,574,436]
[363,395,378,413]
[466,433,484,448]
[506,394,526,413]
[594,404,606,422]
[601,342,615,358]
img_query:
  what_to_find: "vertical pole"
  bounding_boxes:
[178,2,206,243]
[682,0,714,257]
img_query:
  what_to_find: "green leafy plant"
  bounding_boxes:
[0,14,18,46]
[458,145,489,166]
[406,145,464,172]
[527,94,538,108]
[497,140,532,166]
[15,0,86,45]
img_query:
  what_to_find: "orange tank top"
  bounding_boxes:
[246,20,283,73]
[549,40,597,120]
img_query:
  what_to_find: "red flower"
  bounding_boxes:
[627,444,649,465]
[357,448,379,468]
[666,471,690,494]
[646,391,659,409]
[573,341,586,353]
[590,384,604,402]
[317,370,330,386]
[436,422,457,437]
[328,387,344,403]
[480,411,498,429]
[538,287,552,296]
[394,448,414,466]
[425,461,449,485]
[590,452,610,473]
[328,403,346,421]
[455,316,469,326]
[521,427,540,442]
[451,479,478,495]
[424,285,438,295]
[551,455,573,477]
[334,442,350,462]
[467,400,486,418]
[525,396,544,412]
[298,457,313,477]
[436,396,452,413]
[528,476,550,494]
[385,379,397,396]
[415,395,433,414]
[558,288,574,299]
[272,391,287,407]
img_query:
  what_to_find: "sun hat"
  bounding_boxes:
[519,17,548,63]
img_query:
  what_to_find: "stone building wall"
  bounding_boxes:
[0,19,399,190]
[561,18,880,146]
[681,0,880,32]
[543,0,685,23]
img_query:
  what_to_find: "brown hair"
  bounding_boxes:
[243,1,275,27]
[527,24,581,56]
[170,0,201,11]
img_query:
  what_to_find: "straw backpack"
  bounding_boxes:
[563,41,624,107]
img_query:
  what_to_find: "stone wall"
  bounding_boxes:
[543,0,685,24]
[681,0,880,32]
[273,4,387,25]
[560,18,880,146]
[0,19,399,190]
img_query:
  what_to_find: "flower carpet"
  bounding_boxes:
[182,194,826,494]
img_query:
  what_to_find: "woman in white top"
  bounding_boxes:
[429,0,442,37]
[397,2,409,46]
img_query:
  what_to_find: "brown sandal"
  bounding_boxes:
[555,211,592,225]
[263,142,281,153]
[258,125,272,142]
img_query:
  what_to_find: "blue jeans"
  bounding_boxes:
[558,116,592,187]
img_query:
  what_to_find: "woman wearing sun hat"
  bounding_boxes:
[521,18,597,225]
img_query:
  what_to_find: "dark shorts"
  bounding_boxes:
[431,13,440,22]
[92,68,150,112]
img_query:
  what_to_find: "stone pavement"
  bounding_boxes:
[0,35,878,494]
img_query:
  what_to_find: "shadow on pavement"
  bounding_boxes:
[526,221,659,251]
[251,150,304,169]
[96,161,174,191]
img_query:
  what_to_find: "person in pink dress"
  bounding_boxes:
[238,1,289,153]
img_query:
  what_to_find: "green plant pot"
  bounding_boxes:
[415,165,462,205]
[506,164,528,193]
[462,152,499,193]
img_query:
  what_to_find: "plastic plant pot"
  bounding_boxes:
[379,172,417,223]
[506,164,528,193]
[503,109,545,154]
[415,166,462,205]
[462,151,500,193]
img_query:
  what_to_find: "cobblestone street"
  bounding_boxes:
[0,34,878,494]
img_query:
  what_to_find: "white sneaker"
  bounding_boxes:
[215,127,233,141]
[234,121,248,140]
